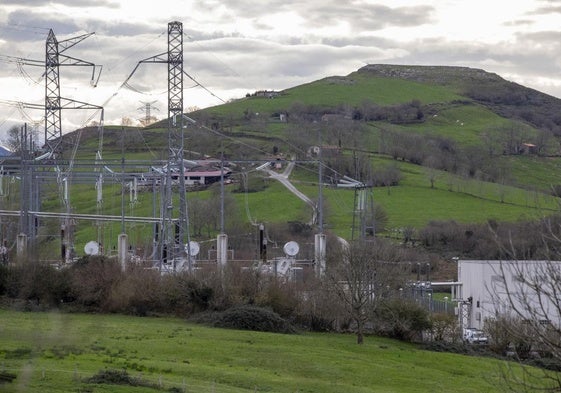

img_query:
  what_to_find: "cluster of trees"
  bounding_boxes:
[378,128,516,183]
[417,215,561,260]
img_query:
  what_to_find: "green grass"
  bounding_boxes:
[59,154,561,252]
[507,155,561,190]
[407,103,520,145]
[0,309,539,393]
[289,157,559,239]
[207,76,463,118]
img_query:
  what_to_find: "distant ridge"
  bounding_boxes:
[356,64,561,134]
[357,64,502,85]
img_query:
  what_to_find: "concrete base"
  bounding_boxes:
[118,233,128,271]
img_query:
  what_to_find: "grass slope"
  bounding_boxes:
[52,154,560,253]
[38,65,561,253]
[0,309,533,393]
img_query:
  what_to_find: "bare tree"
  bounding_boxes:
[326,238,407,344]
[5,125,22,153]
[486,226,561,391]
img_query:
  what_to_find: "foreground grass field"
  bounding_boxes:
[0,309,535,393]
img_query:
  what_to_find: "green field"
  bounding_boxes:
[43,151,561,253]
[0,309,538,393]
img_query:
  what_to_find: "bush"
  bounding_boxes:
[431,313,459,342]
[192,305,297,334]
[256,281,300,318]
[68,256,123,311]
[6,262,73,307]
[421,341,471,354]
[86,369,155,388]
[375,299,432,342]
[106,266,162,316]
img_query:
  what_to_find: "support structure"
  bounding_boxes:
[315,129,326,277]
[44,29,101,156]
[138,100,159,126]
[351,185,375,240]
[167,21,188,265]
[125,21,188,268]
[44,29,103,262]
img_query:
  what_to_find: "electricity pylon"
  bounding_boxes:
[44,29,102,157]
[44,28,103,262]
[124,21,187,267]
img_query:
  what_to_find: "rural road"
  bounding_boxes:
[259,159,318,224]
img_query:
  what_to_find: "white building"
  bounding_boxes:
[458,260,561,330]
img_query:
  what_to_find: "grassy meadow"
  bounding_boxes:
[0,309,536,393]
[36,150,561,254]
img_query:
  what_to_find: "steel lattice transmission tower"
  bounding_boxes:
[138,101,159,125]
[44,29,103,262]
[165,22,190,266]
[44,29,102,157]
[125,21,188,267]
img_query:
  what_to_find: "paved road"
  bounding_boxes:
[259,160,317,224]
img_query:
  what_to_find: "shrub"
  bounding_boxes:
[106,266,162,316]
[68,256,123,311]
[431,313,459,342]
[7,262,73,307]
[375,299,432,342]
[86,369,155,388]
[256,281,300,318]
[192,305,297,334]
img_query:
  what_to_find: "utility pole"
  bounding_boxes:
[315,128,326,277]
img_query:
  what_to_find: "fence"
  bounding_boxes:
[402,286,456,316]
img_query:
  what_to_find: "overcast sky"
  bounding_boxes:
[1,0,561,141]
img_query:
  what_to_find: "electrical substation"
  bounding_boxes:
[0,21,330,279]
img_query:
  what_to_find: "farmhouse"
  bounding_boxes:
[150,159,232,186]
[457,260,561,330]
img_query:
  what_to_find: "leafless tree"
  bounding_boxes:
[326,238,407,344]
[5,125,23,153]
[487,225,561,391]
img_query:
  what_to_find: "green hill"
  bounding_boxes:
[20,64,561,257]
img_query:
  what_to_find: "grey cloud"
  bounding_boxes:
[503,19,535,26]
[6,9,80,36]
[304,3,435,31]
[2,0,119,7]
[516,30,561,42]
[194,0,434,32]
[320,35,396,49]
[528,5,561,14]
[84,20,161,37]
